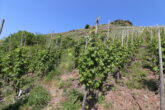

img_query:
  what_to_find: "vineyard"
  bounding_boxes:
[0,24,165,110]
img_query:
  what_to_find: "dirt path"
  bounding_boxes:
[43,70,82,110]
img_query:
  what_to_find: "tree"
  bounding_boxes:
[111,19,133,26]
[85,24,90,29]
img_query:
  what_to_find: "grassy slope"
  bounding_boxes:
[50,24,141,40]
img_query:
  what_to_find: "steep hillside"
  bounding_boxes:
[0,25,165,110]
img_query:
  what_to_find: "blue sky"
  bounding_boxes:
[0,0,165,38]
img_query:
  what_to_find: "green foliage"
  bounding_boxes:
[0,27,146,110]
[126,72,147,89]
[56,48,75,74]
[78,34,141,90]
[98,95,105,104]
[102,101,113,109]
[98,95,113,109]
[85,24,90,29]
[2,31,33,51]
[27,86,50,110]
[61,37,76,49]
[31,48,61,77]
[111,19,133,26]
[1,48,29,91]
[125,58,147,89]
[78,40,110,89]
[0,86,50,110]
[0,97,28,110]
[1,31,48,52]
[144,28,165,73]
[56,89,82,110]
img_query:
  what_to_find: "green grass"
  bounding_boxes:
[58,80,72,89]
[55,89,82,110]
[1,86,51,110]
[97,95,113,110]
[123,45,149,89]
[123,43,159,91]
[102,101,113,110]
[27,86,50,110]
[44,48,75,81]
[56,48,75,74]
[124,60,147,89]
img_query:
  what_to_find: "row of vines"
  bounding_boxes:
[0,27,155,110]
[77,30,144,109]
[0,31,81,109]
[144,28,165,73]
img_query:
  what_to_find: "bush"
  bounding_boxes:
[1,48,29,92]
[27,86,50,110]
[85,24,90,29]
[111,19,133,26]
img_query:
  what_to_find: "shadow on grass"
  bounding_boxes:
[86,91,98,110]
[142,79,158,92]
[2,98,27,110]
[85,84,115,110]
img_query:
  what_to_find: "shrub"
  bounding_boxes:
[85,24,90,29]
[1,48,29,92]
[111,19,133,26]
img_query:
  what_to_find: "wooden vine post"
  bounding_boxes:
[95,16,100,34]
[158,28,165,110]
[121,31,124,46]
[85,35,89,49]
[20,32,24,47]
[82,88,88,110]
[24,36,26,47]
[0,19,5,35]
[126,30,129,47]
[112,33,115,43]
[150,28,153,40]
[107,20,110,39]
[131,29,134,44]
[49,31,53,49]
[82,33,92,110]
[82,33,90,110]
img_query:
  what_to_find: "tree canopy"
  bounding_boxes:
[111,19,133,26]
